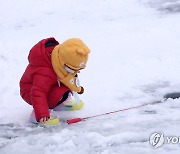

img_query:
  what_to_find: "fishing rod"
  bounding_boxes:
[67,92,180,124]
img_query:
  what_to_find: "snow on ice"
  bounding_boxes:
[0,0,180,154]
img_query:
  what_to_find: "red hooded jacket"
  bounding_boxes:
[20,38,69,121]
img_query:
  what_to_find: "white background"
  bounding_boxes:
[0,0,180,153]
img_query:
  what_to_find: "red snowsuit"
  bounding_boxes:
[20,38,69,121]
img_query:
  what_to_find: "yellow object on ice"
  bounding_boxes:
[44,116,60,126]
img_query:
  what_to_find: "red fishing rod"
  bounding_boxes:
[67,92,180,124]
[67,100,161,124]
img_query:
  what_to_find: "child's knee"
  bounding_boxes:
[47,85,69,108]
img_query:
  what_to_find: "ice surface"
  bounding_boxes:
[0,0,180,153]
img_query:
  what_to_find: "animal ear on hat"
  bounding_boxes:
[77,48,90,56]
[77,49,85,56]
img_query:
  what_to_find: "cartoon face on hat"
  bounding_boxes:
[59,38,90,72]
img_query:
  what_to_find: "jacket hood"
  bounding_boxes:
[28,38,59,67]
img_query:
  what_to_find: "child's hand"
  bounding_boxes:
[39,117,49,123]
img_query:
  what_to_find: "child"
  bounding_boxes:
[20,37,90,125]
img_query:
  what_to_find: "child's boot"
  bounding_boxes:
[53,92,84,111]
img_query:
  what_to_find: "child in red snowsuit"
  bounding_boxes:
[20,37,90,125]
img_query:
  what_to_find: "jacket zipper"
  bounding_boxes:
[57,78,61,87]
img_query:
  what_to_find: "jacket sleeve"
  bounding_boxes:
[30,73,54,121]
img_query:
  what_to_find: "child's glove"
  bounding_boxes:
[78,86,84,94]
